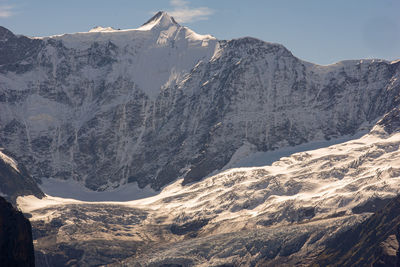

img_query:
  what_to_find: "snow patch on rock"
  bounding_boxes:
[0,149,19,173]
[39,178,157,202]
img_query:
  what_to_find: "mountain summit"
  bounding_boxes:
[87,12,179,33]
[139,11,178,30]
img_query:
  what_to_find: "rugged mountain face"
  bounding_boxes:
[0,149,44,204]
[0,196,35,267]
[1,12,399,193]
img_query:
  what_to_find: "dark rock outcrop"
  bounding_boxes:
[314,195,400,267]
[377,107,400,134]
[0,196,35,267]
[0,26,42,73]
[170,218,209,237]
[0,149,44,204]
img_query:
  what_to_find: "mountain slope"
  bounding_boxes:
[314,195,400,267]
[1,12,399,193]
[309,109,400,267]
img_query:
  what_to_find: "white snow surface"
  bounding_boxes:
[89,26,117,32]
[222,131,367,170]
[39,178,157,202]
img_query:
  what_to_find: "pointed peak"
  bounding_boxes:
[139,11,178,31]
[0,26,15,42]
[143,11,178,26]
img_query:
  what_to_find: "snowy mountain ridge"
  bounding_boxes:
[0,12,399,193]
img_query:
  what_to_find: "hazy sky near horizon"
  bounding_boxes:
[0,0,399,65]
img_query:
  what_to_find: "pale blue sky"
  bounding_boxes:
[0,0,399,65]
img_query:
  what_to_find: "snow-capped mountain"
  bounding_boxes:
[5,11,400,266]
[1,12,399,195]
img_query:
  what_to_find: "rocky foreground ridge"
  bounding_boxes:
[313,194,400,266]
[0,196,35,267]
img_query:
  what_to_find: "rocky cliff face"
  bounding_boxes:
[0,196,35,267]
[0,12,399,192]
[314,195,400,267]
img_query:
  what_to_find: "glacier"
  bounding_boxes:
[17,122,400,266]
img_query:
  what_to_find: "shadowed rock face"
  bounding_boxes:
[0,196,35,267]
[0,26,42,73]
[314,195,400,267]
[377,107,400,134]
[0,149,44,204]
